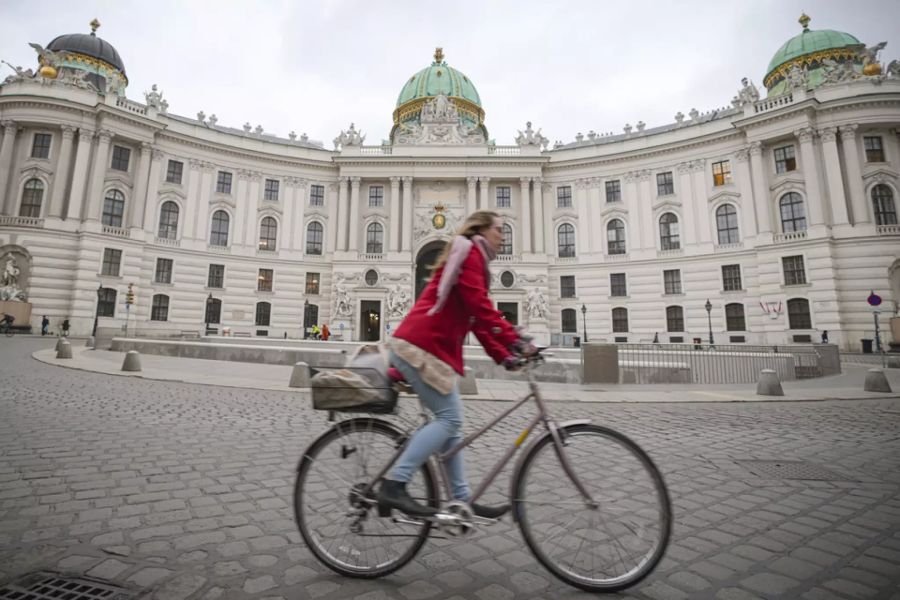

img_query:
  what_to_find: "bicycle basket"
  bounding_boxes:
[310,366,398,414]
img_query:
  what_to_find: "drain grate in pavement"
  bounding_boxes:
[736,460,855,481]
[0,572,135,600]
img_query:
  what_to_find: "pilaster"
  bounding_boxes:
[130,142,153,228]
[348,176,361,252]
[66,128,94,221]
[748,141,772,234]
[389,176,401,252]
[0,120,18,215]
[839,124,868,224]
[819,127,849,226]
[532,177,545,254]
[48,125,76,218]
[519,176,532,254]
[84,129,113,221]
[794,127,826,228]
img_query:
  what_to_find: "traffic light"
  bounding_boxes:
[125,283,135,306]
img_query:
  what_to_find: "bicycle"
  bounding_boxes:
[0,321,13,337]
[293,350,672,593]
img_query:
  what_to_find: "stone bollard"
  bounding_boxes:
[56,340,73,359]
[121,351,142,372]
[756,368,784,396]
[86,336,95,348]
[459,366,478,395]
[289,362,311,388]
[55,336,66,352]
[864,368,892,393]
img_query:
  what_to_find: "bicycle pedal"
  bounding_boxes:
[377,505,392,518]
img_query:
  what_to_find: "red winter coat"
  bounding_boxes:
[393,245,519,375]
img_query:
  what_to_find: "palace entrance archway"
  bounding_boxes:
[415,240,446,299]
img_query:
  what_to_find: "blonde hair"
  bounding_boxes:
[430,210,500,272]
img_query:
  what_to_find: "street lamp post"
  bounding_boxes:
[91,283,103,338]
[580,303,588,344]
[205,293,213,334]
[303,299,310,339]
[705,298,714,347]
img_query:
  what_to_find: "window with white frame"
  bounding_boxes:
[210,210,230,246]
[666,306,684,332]
[605,180,621,203]
[560,275,576,298]
[154,258,173,284]
[496,186,511,208]
[787,298,811,329]
[102,190,125,227]
[872,184,897,225]
[309,184,325,206]
[722,264,742,291]
[716,204,739,244]
[31,133,52,159]
[110,145,130,171]
[725,303,746,331]
[366,222,384,254]
[779,192,807,232]
[712,160,732,186]
[264,179,280,202]
[101,248,122,276]
[782,255,806,286]
[607,219,626,255]
[306,221,324,255]
[773,145,796,173]
[610,273,627,297]
[659,213,680,250]
[663,269,682,295]
[166,160,183,184]
[368,185,383,207]
[499,223,513,255]
[216,171,233,194]
[557,223,575,257]
[561,308,577,333]
[259,216,277,251]
[157,201,179,240]
[612,307,628,333]
[208,264,224,289]
[150,294,169,321]
[19,179,43,217]
[656,171,674,195]
[557,186,572,208]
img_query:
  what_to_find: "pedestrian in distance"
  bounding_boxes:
[821,330,829,344]
[321,323,330,341]
[61,318,70,337]
[41,315,49,336]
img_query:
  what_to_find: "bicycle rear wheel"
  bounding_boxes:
[294,418,438,578]
[514,423,671,593]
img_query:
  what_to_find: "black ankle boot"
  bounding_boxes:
[472,502,510,519]
[377,479,437,517]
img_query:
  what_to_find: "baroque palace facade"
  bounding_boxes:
[1,17,899,350]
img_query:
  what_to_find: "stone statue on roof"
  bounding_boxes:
[861,42,887,69]
[515,121,549,148]
[786,64,808,91]
[736,77,760,105]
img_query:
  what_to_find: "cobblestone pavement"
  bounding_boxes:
[2,338,899,600]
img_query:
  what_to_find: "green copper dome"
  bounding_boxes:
[764,14,861,92]
[396,48,481,108]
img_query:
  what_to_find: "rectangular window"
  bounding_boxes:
[150,295,169,321]
[561,309,577,333]
[216,171,233,194]
[656,172,674,195]
[154,258,173,284]
[864,136,884,162]
[605,180,621,203]
[663,269,682,295]
[726,304,746,331]
[773,145,796,174]
[97,288,116,317]
[496,186,511,208]
[612,308,628,333]
[782,255,806,286]
[666,307,685,332]
[110,145,131,171]
[722,264,742,291]
[610,273,627,297]
[207,264,224,289]
[255,303,271,327]
[309,184,325,206]
[712,160,733,186]
[368,185,383,207]
[258,268,273,292]
[101,248,122,276]
[31,133,52,159]
[264,179,280,201]
[560,275,576,298]
[305,272,320,295]
[165,160,183,184]
[557,186,572,208]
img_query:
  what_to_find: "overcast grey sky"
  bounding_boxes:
[2,0,899,146]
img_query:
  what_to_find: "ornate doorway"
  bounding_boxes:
[415,240,446,299]
[360,300,381,341]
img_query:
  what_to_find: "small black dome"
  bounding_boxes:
[47,33,126,75]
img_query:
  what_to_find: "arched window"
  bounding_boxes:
[157,201,179,240]
[716,204,739,244]
[779,192,807,232]
[499,223,513,255]
[259,216,278,251]
[205,298,222,324]
[210,210,230,246]
[666,306,684,332]
[561,308,577,333]
[557,223,575,257]
[97,288,117,317]
[306,221,324,255]
[612,307,628,333]
[659,213,680,250]
[607,219,626,255]
[150,294,169,321]
[366,222,384,254]
[19,179,44,218]
[787,298,811,330]
[872,184,897,225]
[725,303,746,331]
[255,301,271,326]
[102,189,125,227]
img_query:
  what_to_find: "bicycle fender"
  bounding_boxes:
[508,419,591,520]
[295,416,402,472]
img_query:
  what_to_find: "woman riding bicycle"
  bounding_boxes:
[378,210,534,520]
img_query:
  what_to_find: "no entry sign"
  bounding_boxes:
[867,291,882,307]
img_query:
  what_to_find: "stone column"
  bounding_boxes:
[532,177,545,254]
[623,171,640,252]
[84,130,113,221]
[401,177,413,252]
[189,160,211,240]
[689,161,711,244]
[326,180,339,253]
[732,147,758,238]
[66,128,94,221]
[587,178,602,253]
[819,127,849,226]
[235,171,251,246]
[130,142,153,228]
[348,176,361,252]
[244,172,261,246]
[48,125,76,218]
[574,178,590,254]
[292,179,306,251]
[748,141,772,233]
[0,120,18,215]
[542,181,554,255]
[839,124,868,224]
[389,176,401,252]
[478,176,490,210]
[466,176,478,216]
[676,162,697,244]
[795,127,825,227]
[519,176,532,254]
[336,176,349,250]
[639,170,656,248]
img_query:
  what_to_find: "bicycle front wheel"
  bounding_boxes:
[514,423,671,593]
[294,418,438,578]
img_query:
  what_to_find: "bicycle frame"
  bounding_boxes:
[360,361,597,511]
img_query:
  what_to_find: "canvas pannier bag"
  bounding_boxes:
[310,344,398,413]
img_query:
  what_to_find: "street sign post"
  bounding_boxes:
[868,291,885,367]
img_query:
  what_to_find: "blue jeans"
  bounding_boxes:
[388,352,470,501]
